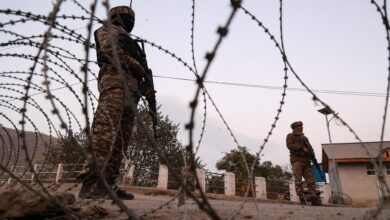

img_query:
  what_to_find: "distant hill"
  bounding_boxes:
[0,127,58,167]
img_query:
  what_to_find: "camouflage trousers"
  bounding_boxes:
[291,159,317,199]
[84,88,139,182]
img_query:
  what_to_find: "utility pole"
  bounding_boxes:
[318,106,342,204]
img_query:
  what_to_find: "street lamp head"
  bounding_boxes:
[318,106,334,115]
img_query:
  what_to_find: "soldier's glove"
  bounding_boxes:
[302,146,310,154]
[127,56,145,77]
[139,82,150,97]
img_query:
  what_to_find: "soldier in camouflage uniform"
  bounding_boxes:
[79,6,148,200]
[286,121,321,205]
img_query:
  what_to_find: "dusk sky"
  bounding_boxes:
[1,0,389,172]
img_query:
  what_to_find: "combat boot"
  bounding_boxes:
[105,178,134,200]
[78,174,97,199]
[299,197,306,205]
[113,185,134,200]
[79,178,134,200]
[311,196,322,206]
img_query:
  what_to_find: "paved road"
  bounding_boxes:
[80,193,390,220]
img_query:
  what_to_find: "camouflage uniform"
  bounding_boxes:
[86,23,145,182]
[286,132,317,201]
[78,6,149,198]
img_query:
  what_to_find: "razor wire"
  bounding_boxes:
[0,0,389,219]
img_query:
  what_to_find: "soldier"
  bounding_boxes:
[78,6,149,200]
[286,121,321,205]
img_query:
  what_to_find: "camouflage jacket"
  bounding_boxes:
[94,23,145,94]
[286,132,311,160]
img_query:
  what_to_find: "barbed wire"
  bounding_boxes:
[0,0,389,219]
[363,1,390,218]
[16,1,83,218]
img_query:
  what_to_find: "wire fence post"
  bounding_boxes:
[157,163,168,189]
[55,163,63,184]
[318,183,331,204]
[7,165,15,185]
[224,171,235,196]
[196,168,206,193]
[122,164,135,186]
[289,181,299,202]
[31,164,39,184]
[255,176,267,199]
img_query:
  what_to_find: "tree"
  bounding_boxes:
[44,130,86,165]
[257,161,293,199]
[214,146,292,198]
[125,103,202,188]
[44,103,201,188]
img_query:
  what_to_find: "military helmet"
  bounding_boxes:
[109,6,135,32]
[109,6,135,20]
[290,121,303,129]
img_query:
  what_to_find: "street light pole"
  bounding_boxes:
[318,107,342,204]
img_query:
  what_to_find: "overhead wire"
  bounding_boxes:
[4,73,387,101]
[155,75,389,98]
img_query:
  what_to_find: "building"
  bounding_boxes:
[322,141,390,206]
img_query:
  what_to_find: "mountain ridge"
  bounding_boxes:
[0,127,58,166]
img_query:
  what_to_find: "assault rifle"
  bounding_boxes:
[301,136,324,179]
[136,40,157,140]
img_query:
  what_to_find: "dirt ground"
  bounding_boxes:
[81,193,390,220]
[1,184,389,219]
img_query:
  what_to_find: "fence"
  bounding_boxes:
[0,163,85,185]
[1,163,331,203]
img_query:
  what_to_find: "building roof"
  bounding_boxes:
[322,141,390,160]
[321,141,390,173]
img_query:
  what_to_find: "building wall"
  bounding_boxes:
[337,163,390,206]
